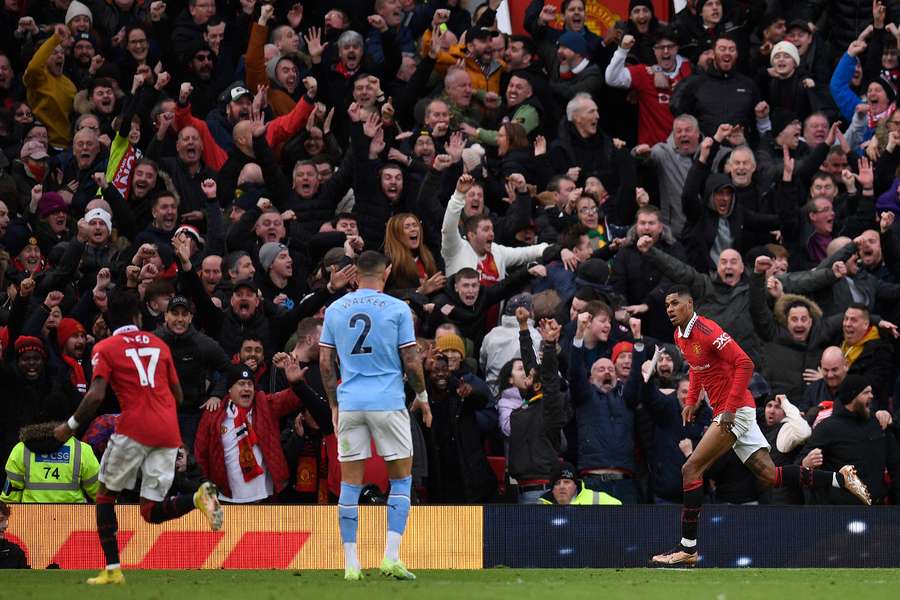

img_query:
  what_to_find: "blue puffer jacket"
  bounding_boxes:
[569,343,644,472]
[829,52,873,151]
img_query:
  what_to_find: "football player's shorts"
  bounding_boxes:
[337,409,413,462]
[714,407,770,463]
[98,433,177,501]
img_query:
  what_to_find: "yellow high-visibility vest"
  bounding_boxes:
[1,437,100,503]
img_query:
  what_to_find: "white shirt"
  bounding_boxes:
[218,401,273,503]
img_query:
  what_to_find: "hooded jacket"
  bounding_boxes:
[797,400,900,505]
[680,157,788,273]
[748,272,829,407]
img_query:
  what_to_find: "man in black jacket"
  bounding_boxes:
[797,375,900,505]
[154,295,231,450]
[611,205,687,340]
[671,34,761,137]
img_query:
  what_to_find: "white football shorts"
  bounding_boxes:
[98,433,177,501]
[713,406,770,463]
[337,409,413,462]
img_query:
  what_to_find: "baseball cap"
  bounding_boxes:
[786,19,812,35]
[167,295,192,312]
[504,292,533,316]
[466,26,493,42]
[173,224,205,246]
[20,140,49,161]
[221,82,252,104]
[232,278,259,294]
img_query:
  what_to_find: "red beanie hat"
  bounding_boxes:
[611,341,634,365]
[15,336,46,358]
[56,318,86,352]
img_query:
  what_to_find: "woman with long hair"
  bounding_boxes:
[383,212,445,295]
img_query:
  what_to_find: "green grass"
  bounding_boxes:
[2,569,899,600]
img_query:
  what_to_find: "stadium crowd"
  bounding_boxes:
[0,0,899,512]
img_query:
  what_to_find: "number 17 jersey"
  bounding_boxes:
[91,325,182,448]
[320,289,417,412]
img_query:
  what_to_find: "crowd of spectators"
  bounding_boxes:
[0,0,899,508]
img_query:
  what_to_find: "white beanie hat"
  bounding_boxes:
[84,208,112,233]
[66,1,93,25]
[770,41,800,67]
[462,143,486,173]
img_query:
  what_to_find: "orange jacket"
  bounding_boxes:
[246,23,298,117]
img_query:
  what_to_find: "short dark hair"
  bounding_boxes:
[239,333,265,348]
[667,284,693,299]
[356,250,390,276]
[561,225,589,250]
[152,191,178,209]
[509,35,537,56]
[331,212,357,227]
[464,214,491,236]
[573,287,602,302]
[784,299,812,317]
[846,302,870,320]
[653,26,679,46]
[296,317,323,339]
[106,291,142,330]
[455,267,480,282]
[583,300,613,320]
[0,499,9,517]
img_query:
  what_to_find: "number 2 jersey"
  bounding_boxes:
[320,288,416,412]
[91,325,182,448]
[674,313,755,417]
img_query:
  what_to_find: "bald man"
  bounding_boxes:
[802,346,847,416]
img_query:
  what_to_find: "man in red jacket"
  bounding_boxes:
[194,354,308,503]
[649,284,871,567]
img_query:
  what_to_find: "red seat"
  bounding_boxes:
[488,456,507,496]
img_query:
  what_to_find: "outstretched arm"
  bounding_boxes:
[53,376,108,442]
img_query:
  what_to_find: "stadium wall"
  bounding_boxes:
[8,505,900,569]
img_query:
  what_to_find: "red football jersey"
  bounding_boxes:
[91,325,182,448]
[674,313,755,416]
[627,61,693,146]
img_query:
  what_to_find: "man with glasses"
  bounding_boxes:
[605,27,693,145]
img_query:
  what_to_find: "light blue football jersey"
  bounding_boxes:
[320,288,416,411]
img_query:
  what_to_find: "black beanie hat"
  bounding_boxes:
[629,0,655,15]
[837,374,869,405]
[868,77,897,104]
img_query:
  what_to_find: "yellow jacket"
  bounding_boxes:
[24,33,77,148]
[539,482,623,505]
[1,435,100,503]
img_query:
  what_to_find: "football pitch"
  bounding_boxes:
[2,568,898,600]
